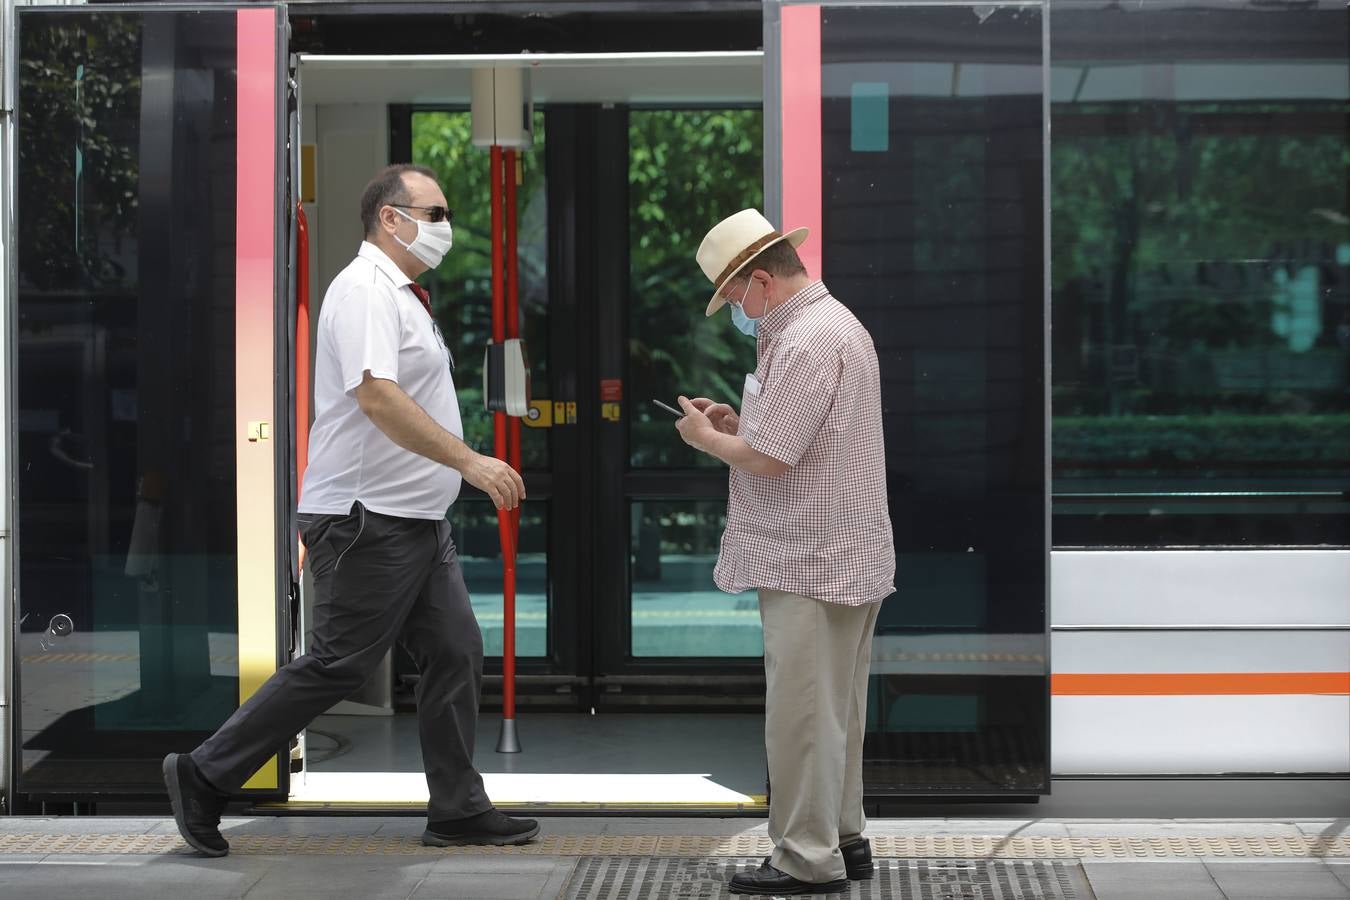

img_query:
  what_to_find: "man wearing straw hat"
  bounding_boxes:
[674,209,895,895]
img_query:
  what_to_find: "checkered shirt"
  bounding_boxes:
[714,281,895,606]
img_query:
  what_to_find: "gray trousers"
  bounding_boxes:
[192,502,491,821]
[761,590,882,883]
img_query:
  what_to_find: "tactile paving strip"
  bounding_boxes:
[562,859,1091,899]
[0,832,1346,858]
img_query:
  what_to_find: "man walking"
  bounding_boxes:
[164,164,539,856]
[675,209,895,895]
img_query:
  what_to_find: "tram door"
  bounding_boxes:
[387,100,772,712]
[10,4,293,804]
[387,8,1051,799]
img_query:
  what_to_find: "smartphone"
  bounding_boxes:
[651,398,685,418]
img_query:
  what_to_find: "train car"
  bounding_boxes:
[0,0,1346,817]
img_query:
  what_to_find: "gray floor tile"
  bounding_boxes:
[0,862,42,890]
[410,872,552,900]
[224,816,394,837]
[1328,862,1350,891]
[1083,861,1226,900]
[1206,862,1350,899]
[0,855,270,900]
[870,818,1072,837]
[0,817,160,836]
[426,857,574,875]
[238,854,436,889]
[1066,821,1304,838]
[546,817,764,837]
[540,860,578,899]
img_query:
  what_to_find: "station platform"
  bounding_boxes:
[0,815,1345,899]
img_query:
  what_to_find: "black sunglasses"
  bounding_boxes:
[390,204,453,224]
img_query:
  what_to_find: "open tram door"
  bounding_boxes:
[278,0,1047,811]
[6,3,298,807]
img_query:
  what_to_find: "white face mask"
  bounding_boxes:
[390,206,453,269]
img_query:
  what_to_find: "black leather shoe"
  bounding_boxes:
[841,837,874,879]
[422,808,540,846]
[729,862,848,895]
[759,838,874,881]
[162,753,229,858]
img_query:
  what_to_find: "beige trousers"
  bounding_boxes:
[759,589,883,883]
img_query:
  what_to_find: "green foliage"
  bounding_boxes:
[18,15,141,290]
[1054,414,1350,475]
[1050,101,1350,484]
[410,107,765,470]
[628,109,763,467]
[1051,104,1347,298]
[413,111,549,465]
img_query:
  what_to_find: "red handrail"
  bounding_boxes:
[505,148,521,533]
[296,202,311,572]
[489,145,518,731]
[296,202,311,493]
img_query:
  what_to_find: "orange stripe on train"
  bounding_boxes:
[1051,672,1350,696]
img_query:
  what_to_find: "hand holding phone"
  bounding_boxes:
[651,398,684,418]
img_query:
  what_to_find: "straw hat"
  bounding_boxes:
[696,209,809,317]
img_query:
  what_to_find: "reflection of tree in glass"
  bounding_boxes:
[19,16,141,290]
[413,111,549,467]
[629,109,764,468]
[1051,102,1350,481]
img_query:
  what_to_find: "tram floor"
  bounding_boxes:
[0,816,1346,900]
[294,711,769,810]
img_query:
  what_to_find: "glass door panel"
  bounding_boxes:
[619,107,767,674]
[14,6,284,796]
[413,109,550,471]
[453,500,549,659]
[768,0,1050,794]
[629,501,760,658]
[410,109,552,657]
[627,108,761,470]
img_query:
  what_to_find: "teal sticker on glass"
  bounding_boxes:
[851,82,889,152]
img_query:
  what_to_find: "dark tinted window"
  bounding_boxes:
[820,4,1049,794]
[16,10,242,794]
[1050,2,1350,546]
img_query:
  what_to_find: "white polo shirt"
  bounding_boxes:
[299,242,464,520]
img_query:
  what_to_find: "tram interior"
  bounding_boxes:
[292,51,770,811]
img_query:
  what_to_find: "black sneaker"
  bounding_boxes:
[162,753,229,858]
[422,808,540,847]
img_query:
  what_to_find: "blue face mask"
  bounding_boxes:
[728,277,759,337]
[730,302,759,337]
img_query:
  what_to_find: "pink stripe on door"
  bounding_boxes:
[235,6,279,790]
[780,4,823,279]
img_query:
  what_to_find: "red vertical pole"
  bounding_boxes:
[490,144,518,748]
[505,149,522,534]
[295,204,311,573]
[295,204,311,500]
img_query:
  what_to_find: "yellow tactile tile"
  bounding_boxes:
[0,832,1346,858]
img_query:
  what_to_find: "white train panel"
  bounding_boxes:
[1052,631,1349,675]
[1052,696,1350,775]
[1051,550,1350,627]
